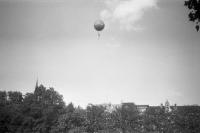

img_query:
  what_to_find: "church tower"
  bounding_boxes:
[35,78,39,89]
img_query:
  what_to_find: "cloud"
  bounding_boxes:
[100,0,158,31]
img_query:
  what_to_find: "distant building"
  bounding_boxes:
[102,103,150,113]
[164,100,171,112]
[136,105,149,113]
[103,103,121,113]
[121,102,150,113]
[93,101,186,114]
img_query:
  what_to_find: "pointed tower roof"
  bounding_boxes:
[35,78,39,89]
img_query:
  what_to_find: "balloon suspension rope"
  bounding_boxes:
[98,32,100,39]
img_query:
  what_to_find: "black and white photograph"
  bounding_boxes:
[0,0,200,132]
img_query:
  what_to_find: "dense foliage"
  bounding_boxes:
[184,0,200,31]
[0,84,200,133]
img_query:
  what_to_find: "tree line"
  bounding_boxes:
[184,0,200,31]
[0,84,200,133]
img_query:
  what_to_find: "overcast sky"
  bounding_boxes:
[0,0,200,107]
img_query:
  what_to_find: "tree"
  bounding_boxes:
[173,106,200,132]
[0,91,7,105]
[0,99,24,133]
[143,106,170,133]
[50,103,86,133]
[8,91,23,104]
[85,104,107,133]
[112,103,140,133]
[184,0,200,31]
[20,84,66,133]
[0,104,10,133]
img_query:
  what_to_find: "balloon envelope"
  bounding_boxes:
[94,20,105,31]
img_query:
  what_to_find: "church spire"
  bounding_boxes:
[35,78,39,89]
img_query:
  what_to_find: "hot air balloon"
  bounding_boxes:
[94,20,105,39]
